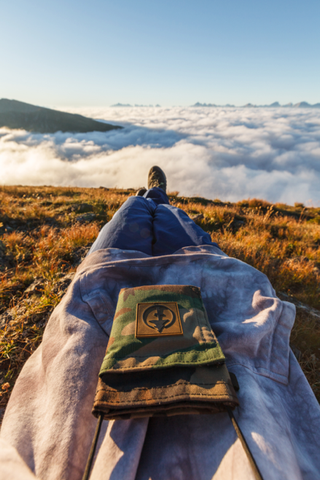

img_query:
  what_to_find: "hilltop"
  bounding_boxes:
[0,99,122,133]
[0,186,320,419]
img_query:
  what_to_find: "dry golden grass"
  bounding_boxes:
[1,187,320,417]
[290,309,320,400]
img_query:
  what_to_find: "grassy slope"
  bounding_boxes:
[0,98,121,133]
[1,186,320,417]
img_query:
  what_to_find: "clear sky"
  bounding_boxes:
[1,0,319,107]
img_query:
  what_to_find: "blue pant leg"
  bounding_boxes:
[143,187,170,206]
[88,187,220,257]
[152,204,220,256]
[144,187,219,255]
[88,196,156,256]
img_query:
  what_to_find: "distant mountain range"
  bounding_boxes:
[112,101,320,108]
[111,103,161,107]
[0,99,122,133]
[192,101,320,108]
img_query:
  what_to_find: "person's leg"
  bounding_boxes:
[152,204,219,256]
[143,187,170,206]
[139,185,219,256]
[88,187,168,256]
[88,196,156,256]
[88,164,220,257]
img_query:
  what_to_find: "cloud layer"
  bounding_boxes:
[1,106,320,205]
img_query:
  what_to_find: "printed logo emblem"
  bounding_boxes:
[143,305,176,333]
[136,302,183,337]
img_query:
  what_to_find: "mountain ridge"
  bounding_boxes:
[192,101,320,108]
[0,99,122,133]
[111,103,161,107]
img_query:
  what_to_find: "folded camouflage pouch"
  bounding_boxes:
[92,285,239,420]
[85,286,262,480]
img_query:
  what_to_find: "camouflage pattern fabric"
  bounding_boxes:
[93,285,238,419]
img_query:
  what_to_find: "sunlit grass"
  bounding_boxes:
[1,186,320,415]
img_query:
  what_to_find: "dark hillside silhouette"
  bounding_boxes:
[0,99,122,133]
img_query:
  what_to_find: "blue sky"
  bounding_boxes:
[1,0,320,107]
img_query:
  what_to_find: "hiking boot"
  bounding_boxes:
[148,166,167,193]
[136,187,147,196]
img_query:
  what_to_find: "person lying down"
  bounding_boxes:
[1,167,320,480]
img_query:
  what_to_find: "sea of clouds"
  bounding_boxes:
[1,106,320,205]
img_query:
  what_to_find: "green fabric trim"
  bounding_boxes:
[100,341,225,374]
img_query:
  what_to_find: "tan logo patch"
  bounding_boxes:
[135,302,183,337]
